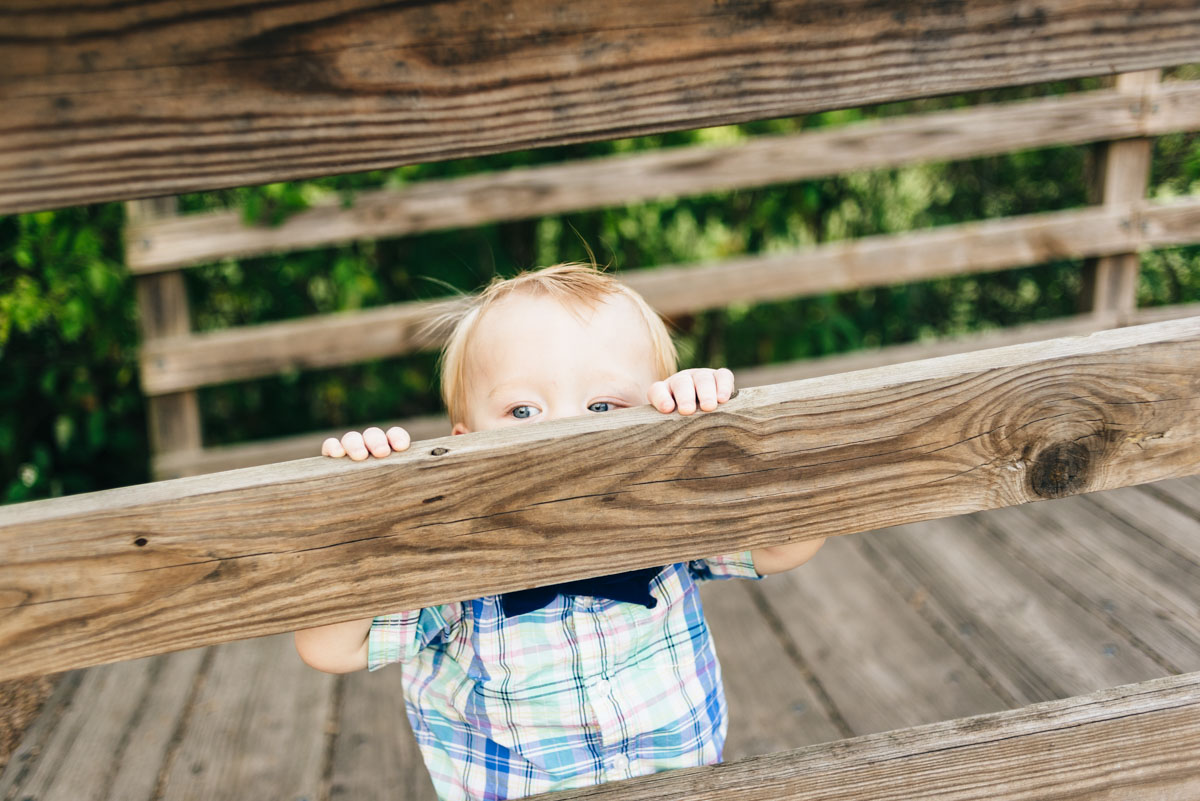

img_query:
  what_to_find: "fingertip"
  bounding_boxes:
[386,426,411,451]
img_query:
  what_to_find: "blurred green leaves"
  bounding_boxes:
[1,204,146,502]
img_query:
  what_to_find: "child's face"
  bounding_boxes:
[451,292,661,435]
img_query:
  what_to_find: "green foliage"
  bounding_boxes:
[3,72,1200,500]
[0,205,147,502]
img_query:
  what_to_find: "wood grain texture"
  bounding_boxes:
[1087,480,1200,567]
[329,666,437,801]
[137,196,1200,396]
[123,80,1200,274]
[2,317,1199,679]
[531,672,1200,801]
[699,581,846,758]
[1137,474,1200,519]
[0,649,206,801]
[156,634,334,801]
[149,302,1200,479]
[5,0,1200,214]
[751,535,1008,735]
[1080,72,1159,317]
[130,199,204,456]
[979,491,1200,674]
[0,672,82,797]
[857,515,1165,706]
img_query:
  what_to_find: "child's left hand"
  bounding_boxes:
[648,367,735,415]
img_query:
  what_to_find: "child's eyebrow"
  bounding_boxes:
[486,380,541,400]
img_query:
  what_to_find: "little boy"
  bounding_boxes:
[294,263,824,801]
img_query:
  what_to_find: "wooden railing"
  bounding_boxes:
[123,73,1200,478]
[123,80,1200,274]
[137,198,1200,396]
[6,1,1200,214]
[3,316,1199,680]
[4,4,1200,797]
[543,673,1200,799]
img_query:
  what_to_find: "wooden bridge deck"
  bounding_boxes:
[3,475,1198,801]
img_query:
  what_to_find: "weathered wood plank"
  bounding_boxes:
[752,535,1007,735]
[157,634,333,801]
[977,491,1200,673]
[1138,473,1200,519]
[139,196,1200,396]
[1086,480,1200,567]
[329,665,438,801]
[150,302,1200,479]
[857,514,1165,705]
[0,649,206,801]
[532,672,1200,801]
[5,0,1200,213]
[1080,71,1159,318]
[129,199,204,459]
[124,80,1200,274]
[699,581,846,758]
[0,672,82,796]
[1,317,1197,679]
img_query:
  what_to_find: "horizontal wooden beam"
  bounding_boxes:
[140,297,461,396]
[5,0,1200,213]
[537,672,1200,800]
[151,302,1200,478]
[138,195,1200,396]
[124,81,1200,274]
[4,317,1199,679]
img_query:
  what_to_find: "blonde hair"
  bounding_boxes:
[431,263,678,426]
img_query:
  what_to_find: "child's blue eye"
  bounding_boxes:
[511,405,538,419]
[588,402,614,413]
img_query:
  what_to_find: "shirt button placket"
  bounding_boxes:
[576,601,628,780]
[607,751,632,780]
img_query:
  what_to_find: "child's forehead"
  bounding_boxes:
[473,291,643,340]
[464,291,655,380]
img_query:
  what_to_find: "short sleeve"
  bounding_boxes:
[687,550,762,583]
[366,603,462,672]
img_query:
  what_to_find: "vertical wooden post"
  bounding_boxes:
[1079,70,1160,321]
[127,198,202,478]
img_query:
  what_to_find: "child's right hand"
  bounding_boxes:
[321,427,411,460]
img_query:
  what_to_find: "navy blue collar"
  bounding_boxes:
[499,566,664,618]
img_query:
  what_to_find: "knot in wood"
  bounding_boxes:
[1028,441,1091,499]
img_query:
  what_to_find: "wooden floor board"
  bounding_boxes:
[750,535,1009,736]
[1088,481,1200,564]
[0,671,83,799]
[978,494,1200,673]
[701,580,846,759]
[858,513,1167,705]
[329,664,437,801]
[157,634,334,801]
[0,649,205,801]
[1138,479,1200,522]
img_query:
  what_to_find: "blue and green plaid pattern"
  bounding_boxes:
[367,553,761,801]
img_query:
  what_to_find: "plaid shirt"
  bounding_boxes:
[367,553,761,801]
